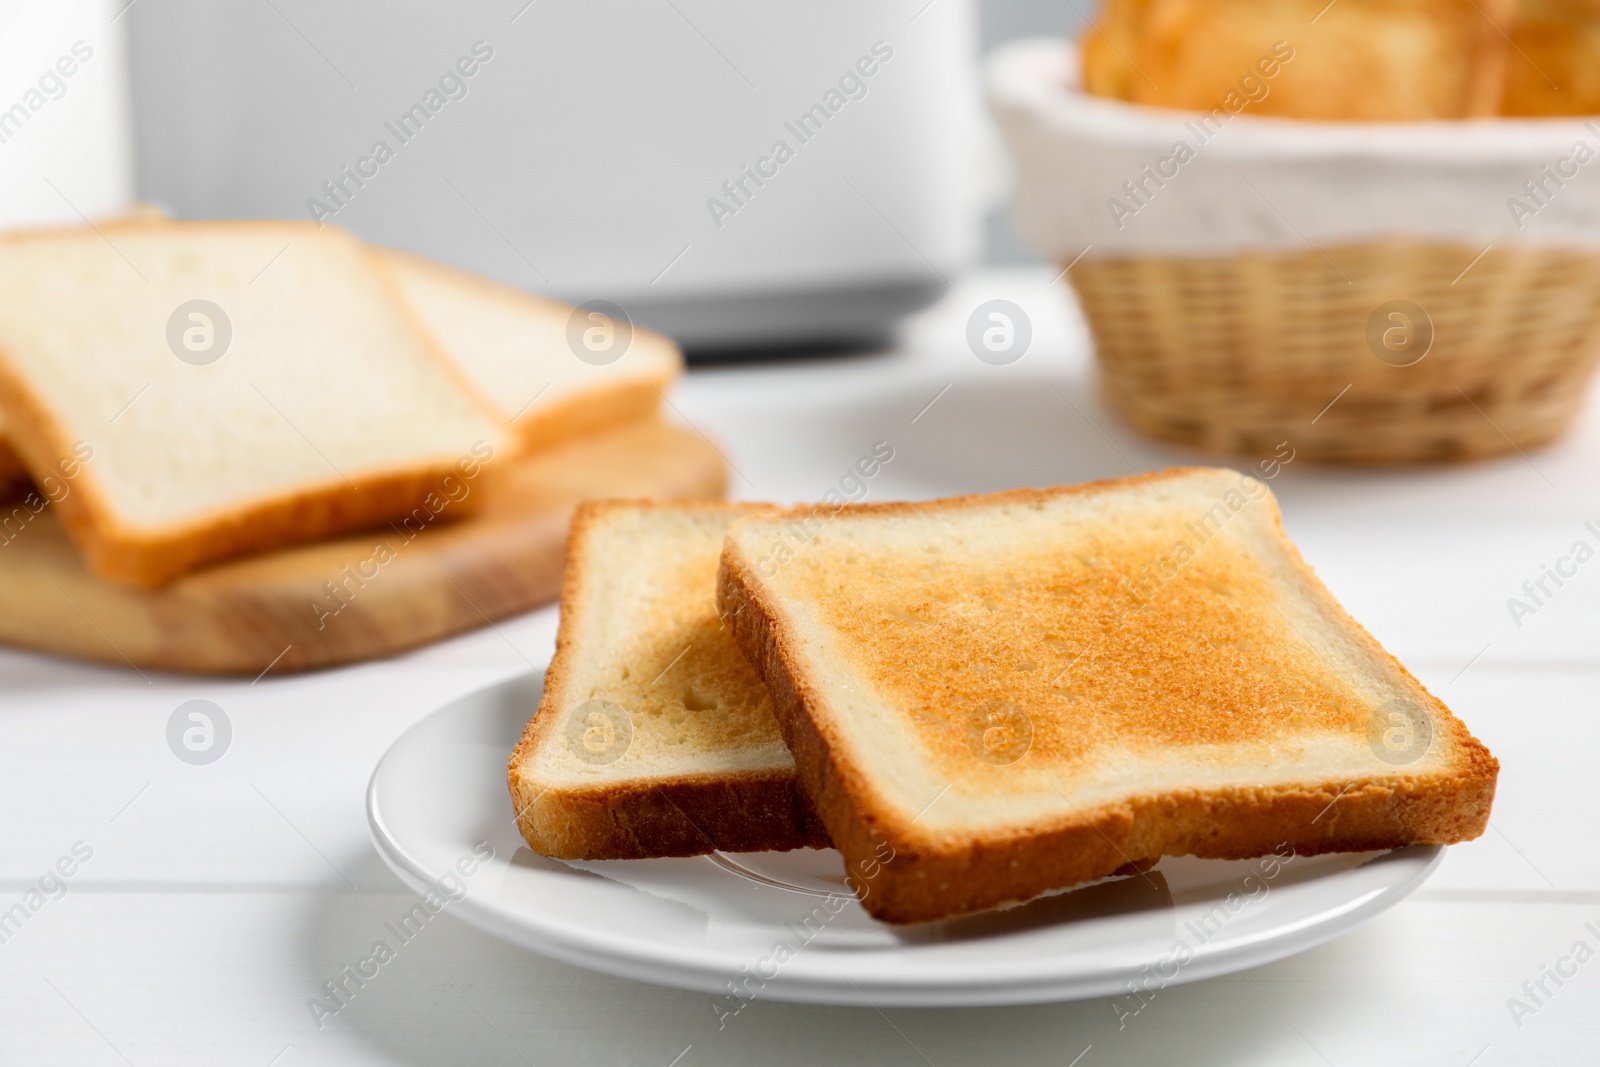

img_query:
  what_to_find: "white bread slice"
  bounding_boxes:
[718,469,1498,923]
[0,204,157,498]
[0,220,512,586]
[378,250,682,453]
[0,203,168,498]
[509,501,829,858]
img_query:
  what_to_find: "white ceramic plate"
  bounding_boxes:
[366,672,1442,1007]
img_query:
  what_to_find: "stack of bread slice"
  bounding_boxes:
[0,219,680,587]
[509,470,1499,924]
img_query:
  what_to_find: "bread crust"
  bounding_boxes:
[509,768,831,859]
[0,220,516,587]
[0,435,27,499]
[507,500,830,859]
[718,469,1498,923]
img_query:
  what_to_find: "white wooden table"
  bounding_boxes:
[2,269,1595,1066]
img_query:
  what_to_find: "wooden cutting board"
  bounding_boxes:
[0,420,725,676]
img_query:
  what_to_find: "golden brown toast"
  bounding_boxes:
[718,469,1497,923]
[508,501,829,859]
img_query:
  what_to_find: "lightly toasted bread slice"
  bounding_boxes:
[378,250,682,453]
[0,220,512,586]
[509,501,830,859]
[718,468,1498,923]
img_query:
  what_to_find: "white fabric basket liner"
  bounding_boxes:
[987,37,1600,258]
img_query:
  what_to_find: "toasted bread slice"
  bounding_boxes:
[509,501,829,859]
[718,469,1498,923]
[378,250,681,453]
[0,220,511,586]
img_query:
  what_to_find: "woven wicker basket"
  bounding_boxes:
[1067,240,1600,464]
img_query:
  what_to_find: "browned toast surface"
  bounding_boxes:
[719,469,1497,922]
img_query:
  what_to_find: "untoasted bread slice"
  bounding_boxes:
[0,220,511,586]
[378,250,681,453]
[0,203,170,499]
[718,469,1498,923]
[509,501,829,859]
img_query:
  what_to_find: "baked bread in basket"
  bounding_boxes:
[990,2,1600,462]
